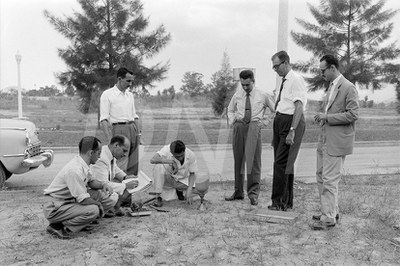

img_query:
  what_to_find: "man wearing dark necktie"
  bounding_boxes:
[312,54,359,230]
[269,51,307,211]
[225,69,275,206]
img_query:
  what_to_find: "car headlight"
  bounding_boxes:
[25,131,31,146]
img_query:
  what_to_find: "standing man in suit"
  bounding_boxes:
[100,67,140,176]
[269,51,307,211]
[312,54,359,230]
[225,69,275,206]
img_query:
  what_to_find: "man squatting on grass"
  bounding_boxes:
[90,135,139,217]
[43,136,118,239]
[150,140,208,207]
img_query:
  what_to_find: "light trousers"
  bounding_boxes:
[316,143,345,223]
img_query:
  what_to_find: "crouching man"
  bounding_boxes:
[150,140,208,207]
[90,135,139,217]
[43,136,118,239]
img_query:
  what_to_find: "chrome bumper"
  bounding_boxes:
[21,150,54,168]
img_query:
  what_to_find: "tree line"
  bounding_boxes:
[43,0,399,114]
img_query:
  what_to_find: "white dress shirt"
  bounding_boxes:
[44,156,92,203]
[227,87,275,125]
[275,69,308,114]
[156,144,198,186]
[99,85,139,123]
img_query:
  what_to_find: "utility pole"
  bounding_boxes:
[15,51,23,119]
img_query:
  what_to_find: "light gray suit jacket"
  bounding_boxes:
[322,76,359,156]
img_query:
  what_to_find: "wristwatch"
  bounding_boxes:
[290,127,295,131]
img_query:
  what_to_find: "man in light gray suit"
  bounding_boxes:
[312,54,359,230]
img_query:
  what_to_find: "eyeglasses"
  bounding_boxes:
[125,80,133,83]
[320,65,331,74]
[272,61,285,70]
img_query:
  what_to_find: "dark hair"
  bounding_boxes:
[271,50,290,64]
[170,140,186,154]
[79,136,101,154]
[117,67,133,79]
[110,135,127,146]
[320,54,339,69]
[239,69,255,82]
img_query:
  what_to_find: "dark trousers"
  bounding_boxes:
[271,113,305,209]
[112,123,140,176]
[232,121,262,199]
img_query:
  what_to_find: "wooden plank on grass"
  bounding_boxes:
[250,209,298,224]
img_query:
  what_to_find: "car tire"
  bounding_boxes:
[0,163,11,189]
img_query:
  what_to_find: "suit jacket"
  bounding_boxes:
[321,75,359,156]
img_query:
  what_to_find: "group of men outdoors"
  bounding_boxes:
[225,51,359,231]
[42,50,359,239]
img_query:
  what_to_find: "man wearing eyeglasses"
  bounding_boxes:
[312,54,359,230]
[269,51,307,211]
[225,69,275,206]
[100,67,140,177]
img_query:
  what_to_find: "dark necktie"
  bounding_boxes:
[274,78,286,111]
[109,159,114,181]
[243,92,252,124]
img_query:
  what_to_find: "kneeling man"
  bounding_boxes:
[43,136,118,239]
[91,135,139,216]
[150,140,208,207]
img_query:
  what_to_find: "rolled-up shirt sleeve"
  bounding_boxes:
[64,167,90,203]
[99,92,110,122]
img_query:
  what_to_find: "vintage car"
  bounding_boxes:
[0,118,54,188]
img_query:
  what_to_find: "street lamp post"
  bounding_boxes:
[15,51,23,119]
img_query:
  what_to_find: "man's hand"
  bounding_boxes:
[125,174,137,180]
[314,112,328,125]
[171,160,179,175]
[102,183,113,194]
[286,130,295,145]
[125,179,139,190]
[186,188,193,205]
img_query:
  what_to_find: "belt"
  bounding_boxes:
[112,121,135,125]
[275,112,293,116]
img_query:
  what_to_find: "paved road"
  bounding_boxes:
[4,142,400,189]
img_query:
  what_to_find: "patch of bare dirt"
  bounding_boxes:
[1,176,400,265]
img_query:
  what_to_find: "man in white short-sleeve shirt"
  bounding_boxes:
[150,140,207,207]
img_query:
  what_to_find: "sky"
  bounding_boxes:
[1,0,400,101]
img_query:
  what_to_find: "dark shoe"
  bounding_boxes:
[46,224,71,239]
[176,190,185,201]
[130,201,144,212]
[90,219,100,225]
[152,197,163,207]
[104,210,115,218]
[310,220,336,231]
[268,205,286,211]
[115,209,125,217]
[250,198,258,206]
[312,214,339,222]
[225,193,244,201]
[81,225,96,232]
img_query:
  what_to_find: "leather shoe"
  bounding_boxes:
[312,214,339,222]
[267,205,286,211]
[310,220,336,231]
[115,209,125,217]
[250,198,258,206]
[176,190,185,201]
[81,225,96,232]
[152,197,163,207]
[225,193,244,201]
[104,210,115,218]
[46,224,71,239]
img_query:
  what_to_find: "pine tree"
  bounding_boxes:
[44,0,170,113]
[291,0,400,91]
[210,52,236,116]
